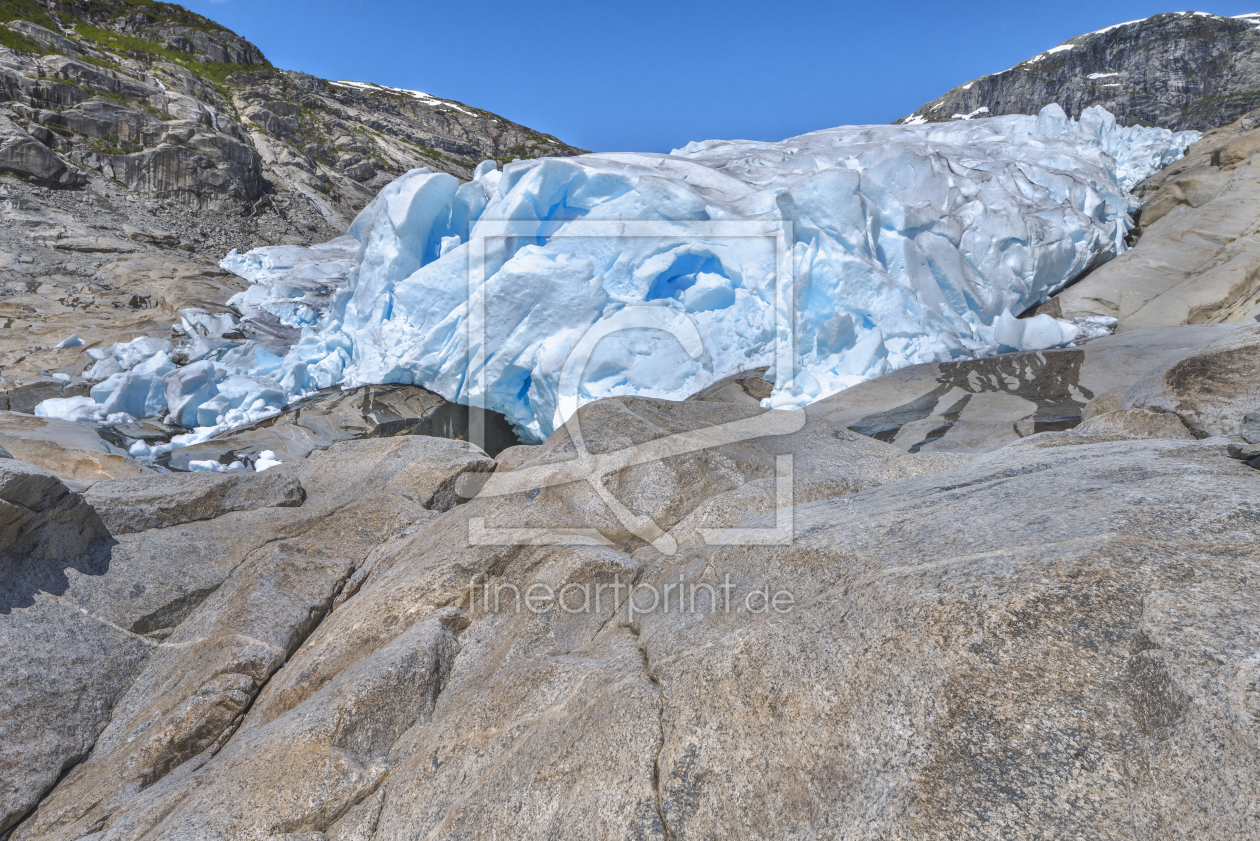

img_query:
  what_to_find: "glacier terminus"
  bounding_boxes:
[37,105,1198,450]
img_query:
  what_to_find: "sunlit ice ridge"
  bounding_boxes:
[40,105,1199,448]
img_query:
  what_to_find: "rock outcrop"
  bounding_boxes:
[0,112,83,187]
[0,459,130,838]
[4,358,1254,837]
[900,12,1260,131]
[1044,108,1260,330]
[0,434,497,838]
[1119,323,1260,438]
[0,410,151,481]
[0,457,103,557]
[81,470,305,534]
[0,2,580,219]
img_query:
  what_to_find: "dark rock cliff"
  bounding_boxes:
[898,11,1260,131]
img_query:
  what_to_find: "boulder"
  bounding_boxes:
[0,460,104,561]
[83,471,306,535]
[493,443,542,471]
[1241,410,1260,444]
[1121,323,1260,438]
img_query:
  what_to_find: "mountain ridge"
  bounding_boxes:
[898,11,1260,131]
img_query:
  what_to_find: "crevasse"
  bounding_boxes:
[38,105,1198,447]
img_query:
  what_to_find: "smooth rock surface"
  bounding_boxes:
[622,437,1260,840]
[7,398,966,841]
[9,433,498,841]
[12,402,1254,840]
[1121,323,1260,438]
[17,545,358,841]
[1,433,497,841]
[0,594,151,839]
[1046,109,1260,330]
[2,371,1258,840]
[805,324,1240,453]
[83,471,305,535]
[0,460,138,838]
[0,412,151,482]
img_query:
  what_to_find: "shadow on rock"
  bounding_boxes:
[0,460,116,615]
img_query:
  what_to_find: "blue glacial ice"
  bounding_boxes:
[38,105,1198,446]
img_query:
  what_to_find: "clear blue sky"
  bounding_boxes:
[187,2,1258,152]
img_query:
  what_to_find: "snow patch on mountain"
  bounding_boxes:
[330,80,478,116]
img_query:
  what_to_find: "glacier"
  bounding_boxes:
[38,105,1198,447]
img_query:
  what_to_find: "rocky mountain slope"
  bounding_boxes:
[899,11,1260,131]
[0,0,582,401]
[1,0,581,225]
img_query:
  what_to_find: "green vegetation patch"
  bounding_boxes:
[75,0,236,37]
[0,24,49,53]
[74,22,270,87]
[498,143,547,162]
[0,0,61,30]
[393,133,470,168]
[86,134,144,156]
